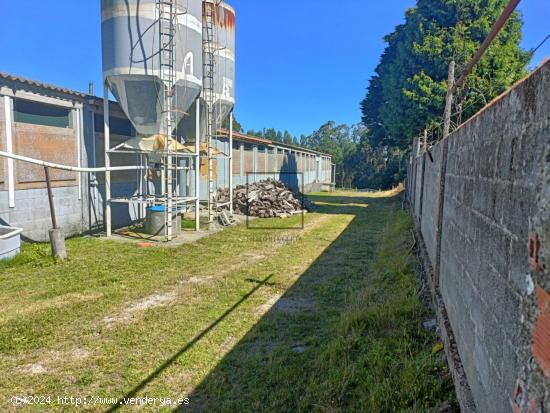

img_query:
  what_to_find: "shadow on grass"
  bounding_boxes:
[104,192,411,413]
[105,272,276,412]
[175,193,403,412]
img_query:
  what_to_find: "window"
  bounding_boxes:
[94,113,134,136]
[14,99,71,128]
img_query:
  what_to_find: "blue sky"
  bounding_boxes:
[0,1,549,138]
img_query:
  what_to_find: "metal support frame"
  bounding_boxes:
[159,0,176,241]
[229,111,233,214]
[103,83,112,237]
[102,1,201,240]
[203,1,233,223]
[203,1,215,223]
[195,99,201,230]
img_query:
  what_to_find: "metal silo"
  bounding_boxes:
[101,0,203,136]
[203,0,236,222]
[203,0,236,129]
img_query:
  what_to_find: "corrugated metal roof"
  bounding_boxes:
[274,140,331,157]
[0,72,88,98]
[218,129,331,158]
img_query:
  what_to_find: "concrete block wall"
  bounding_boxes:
[407,60,550,412]
[413,156,423,220]
[420,147,441,266]
[0,187,84,241]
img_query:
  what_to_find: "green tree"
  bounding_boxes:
[221,114,242,133]
[358,0,529,188]
[302,121,358,188]
[283,131,293,145]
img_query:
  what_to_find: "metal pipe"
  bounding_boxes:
[229,111,233,214]
[104,83,112,237]
[44,166,58,229]
[453,0,521,93]
[0,150,145,172]
[195,99,200,231]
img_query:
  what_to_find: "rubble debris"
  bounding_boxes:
[216,179,314,218]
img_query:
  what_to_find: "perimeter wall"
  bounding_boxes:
[407,60,550,412]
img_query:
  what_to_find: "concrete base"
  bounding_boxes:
[48,228,67,261]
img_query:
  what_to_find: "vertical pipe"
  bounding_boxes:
[253,145,257,182]
[75,107,82,201]
[166,138,173,242]
[195,99,200,231]
[4,95,15,208]
[90,109,98,226]
[138,154,143,220]
[229,111,234,214]
[44,167,57,229]
[103,83,112,237]
[239,142,246,185]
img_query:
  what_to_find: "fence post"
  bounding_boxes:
[44,166,67,261]
[433,60,455,289]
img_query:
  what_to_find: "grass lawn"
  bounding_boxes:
[0,190,456,412]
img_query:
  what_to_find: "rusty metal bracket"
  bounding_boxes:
[528,233,542,273]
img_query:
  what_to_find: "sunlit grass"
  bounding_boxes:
[0,189,455,412]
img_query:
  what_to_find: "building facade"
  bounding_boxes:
[0,73,335,241]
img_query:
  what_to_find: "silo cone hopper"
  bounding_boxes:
[101,0,203,139]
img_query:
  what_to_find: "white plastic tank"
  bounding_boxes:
[204,0,236,129]
[101,0,203,136]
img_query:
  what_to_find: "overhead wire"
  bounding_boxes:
[530,32,550,55]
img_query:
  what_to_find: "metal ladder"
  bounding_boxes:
[158,0,177,240]
[203,1,216,223]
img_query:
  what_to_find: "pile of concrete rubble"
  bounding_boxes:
[216,179,313,218]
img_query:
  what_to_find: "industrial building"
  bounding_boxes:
[0,73,334,242]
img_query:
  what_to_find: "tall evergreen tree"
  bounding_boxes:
[221,115,242,133]
[357,0,529,188]
[283,131,293,145]
[302,121,359,187]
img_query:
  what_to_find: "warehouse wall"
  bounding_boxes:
[0,83,88,242]
[409,60,550,412]
[0,77,334,238]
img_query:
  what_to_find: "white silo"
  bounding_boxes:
[202,0,236,222]
[101,0,203,136]
[203,0,236,130]
[101,0,204,240]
